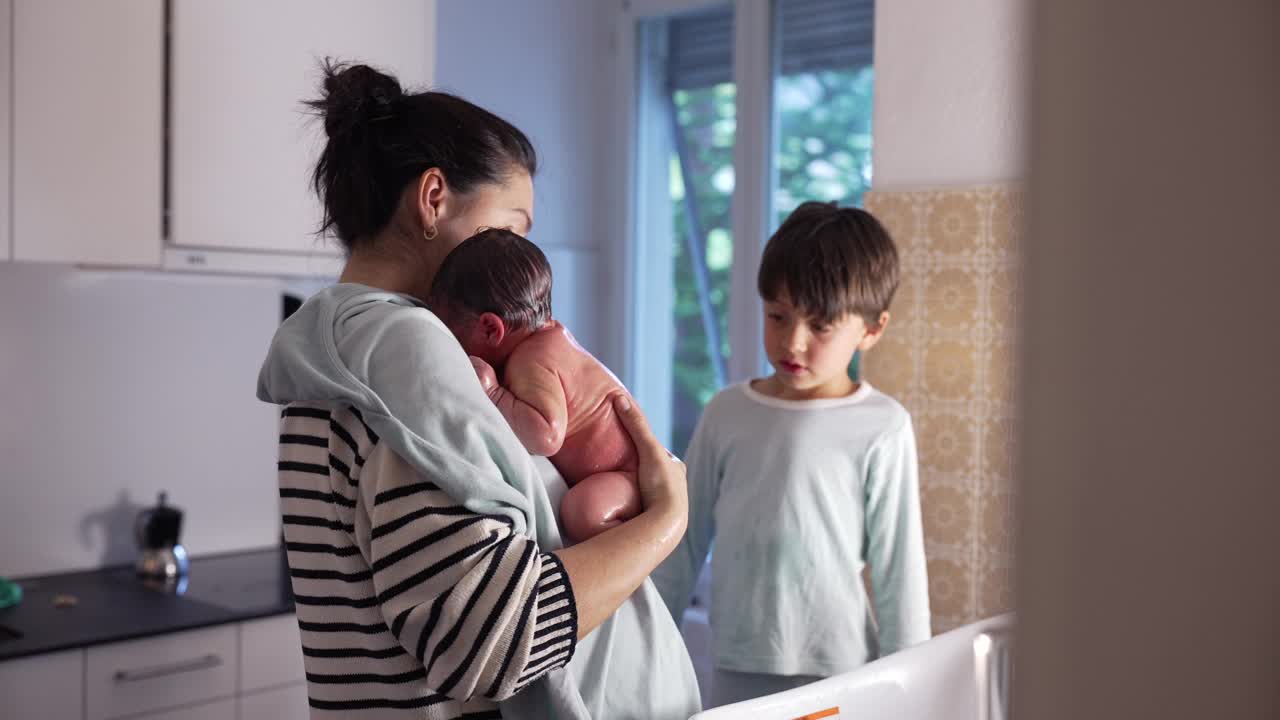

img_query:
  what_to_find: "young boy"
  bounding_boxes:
[428,228,643,543]
[652,201,931,707]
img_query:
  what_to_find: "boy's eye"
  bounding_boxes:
[767,313,784,322]
[812,323,832,334]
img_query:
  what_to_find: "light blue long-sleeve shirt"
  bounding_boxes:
[653,381,931,677]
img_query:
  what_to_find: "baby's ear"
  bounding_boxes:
[478,312,508,347]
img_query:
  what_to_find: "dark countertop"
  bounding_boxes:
[0,546,295,662]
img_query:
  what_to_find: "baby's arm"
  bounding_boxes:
[472,353,568,457]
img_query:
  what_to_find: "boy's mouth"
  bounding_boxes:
[779,360,806,375]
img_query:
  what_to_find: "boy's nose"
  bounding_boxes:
[786,327,808,353]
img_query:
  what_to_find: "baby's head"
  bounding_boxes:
[428,228,553,366]
[757,201,899,391]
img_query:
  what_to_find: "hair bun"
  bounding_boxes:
[309,59,404,139]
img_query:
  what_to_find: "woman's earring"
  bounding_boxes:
[423,225,438,241]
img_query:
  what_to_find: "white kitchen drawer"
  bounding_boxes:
[86,625,236,720]
[133,697,235,720]
[239,614,306,692]
[239,683,310,720]
[0,648,85,720]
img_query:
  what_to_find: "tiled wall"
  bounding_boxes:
[864,186,1020,632]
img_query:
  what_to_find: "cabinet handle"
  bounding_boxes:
[112,653,223,684]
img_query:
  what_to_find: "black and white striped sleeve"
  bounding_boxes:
[355,442,578,702]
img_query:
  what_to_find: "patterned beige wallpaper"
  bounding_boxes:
[864,186,1021,633]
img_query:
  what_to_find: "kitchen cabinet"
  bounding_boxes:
[167,0,435,273]
[3,0,434,277]
[239,614,307,692]
[85,624,238,720]
[239,685,311,720]
[0,615,308,720]
[0,648,85,719]
[12,0,163,267]
[0,0,11,261]
[132,698,236,720]
[238,616,310,719]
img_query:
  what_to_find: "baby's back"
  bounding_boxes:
[507,323,637,482]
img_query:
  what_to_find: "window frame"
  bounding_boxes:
[612,0,777,447]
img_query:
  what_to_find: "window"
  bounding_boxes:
[773,0,875,221]
[636,5,736,456]
[621,0,875,454]
[773,0,876,380]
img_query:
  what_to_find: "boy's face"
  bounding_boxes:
[762,292,888,400]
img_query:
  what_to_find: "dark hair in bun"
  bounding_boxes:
[305,59,537,251]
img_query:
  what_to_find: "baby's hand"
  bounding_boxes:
[469,356,498,393]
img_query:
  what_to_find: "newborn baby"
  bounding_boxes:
[429,228,641,542]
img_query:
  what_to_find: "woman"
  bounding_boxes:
[257,62,701,719]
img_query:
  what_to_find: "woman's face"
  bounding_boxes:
[436,170,535,255]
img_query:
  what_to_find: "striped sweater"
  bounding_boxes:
[277,402,579,718]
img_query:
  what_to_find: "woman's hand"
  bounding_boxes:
[611,394,687,537]
[552,394,690,640]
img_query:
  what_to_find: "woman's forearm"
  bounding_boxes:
[556,393,688,640]
[553,501,686,639]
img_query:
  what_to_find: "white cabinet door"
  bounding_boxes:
[133,697,236,720]
[0,0,11,262]
[170,0,436,256]
[0,649,85,720]
[12,0,163,267]
[239,615,306,693]
[239,684,310,720]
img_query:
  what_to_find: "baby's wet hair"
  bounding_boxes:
[757,201,900,328]
[428,228,552,333]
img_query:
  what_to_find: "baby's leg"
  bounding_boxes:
[559,470,641,544]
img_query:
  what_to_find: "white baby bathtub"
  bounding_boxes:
[688,613,1014,720]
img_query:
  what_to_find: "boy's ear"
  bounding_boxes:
[478,312,507,348]
[858,311,891,351]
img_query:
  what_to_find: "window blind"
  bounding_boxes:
[666,0,874,91]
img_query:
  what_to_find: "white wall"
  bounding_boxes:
[871,0,1027,188]
[435,0,614,361]
[0,264,283,577]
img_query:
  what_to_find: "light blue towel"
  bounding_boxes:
[257,283,560,542]
[258,283,700,720]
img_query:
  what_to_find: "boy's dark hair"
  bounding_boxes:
[428,228,553,333]
[757,201,900,328]
[306,60,538,252]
